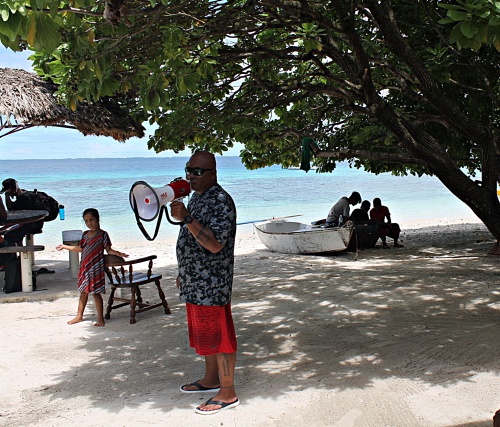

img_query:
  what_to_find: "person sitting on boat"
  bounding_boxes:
[369,197,404,249]
[325,191,361,227]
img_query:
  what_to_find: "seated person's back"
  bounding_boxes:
[1,178,44,245]
[350,200,371,223]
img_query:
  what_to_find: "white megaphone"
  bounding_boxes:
[129,178,191,222]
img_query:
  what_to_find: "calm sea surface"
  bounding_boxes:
[0,157,478,247]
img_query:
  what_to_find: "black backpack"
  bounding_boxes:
[31,190,60,221]
[3,258,37,293]
[13,190,60,222]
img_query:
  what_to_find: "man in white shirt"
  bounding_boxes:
[326,191,362,226]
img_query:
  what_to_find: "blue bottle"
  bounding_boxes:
[59,204,65,220]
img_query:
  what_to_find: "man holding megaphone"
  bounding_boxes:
[170,151,239,415]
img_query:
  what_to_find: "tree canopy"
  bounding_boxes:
[2,0,500,238]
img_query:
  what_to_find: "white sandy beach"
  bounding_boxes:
[1,219,500,427]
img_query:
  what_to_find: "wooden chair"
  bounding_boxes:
[104,254,171,324]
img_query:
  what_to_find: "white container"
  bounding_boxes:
[62,230,83,279]
[62,230,83,244]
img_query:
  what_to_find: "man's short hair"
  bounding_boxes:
[349,191,361,204]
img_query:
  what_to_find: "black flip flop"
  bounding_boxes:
[180,380,220,394]
[33,267,55,275]
[195,398,240,414]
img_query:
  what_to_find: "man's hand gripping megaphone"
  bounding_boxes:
[170,199,191,224]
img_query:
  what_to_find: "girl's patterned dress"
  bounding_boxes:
[77,230,111,294]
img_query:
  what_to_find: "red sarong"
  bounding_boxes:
[186,303,237,356]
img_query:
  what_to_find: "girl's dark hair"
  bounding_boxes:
[82,208,100,222]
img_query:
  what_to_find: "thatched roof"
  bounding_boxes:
[0,67,145,141]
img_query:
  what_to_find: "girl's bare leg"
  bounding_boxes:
[68,293,89,325]
[93,294,105,327]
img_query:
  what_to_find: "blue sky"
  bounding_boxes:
[1,47,242,159]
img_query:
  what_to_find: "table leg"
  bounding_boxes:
[20,251,34,292]
[69,251,80,279]
[25,234,35,265]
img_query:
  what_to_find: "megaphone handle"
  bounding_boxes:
[132,196,164,241]
[164,207,184,226]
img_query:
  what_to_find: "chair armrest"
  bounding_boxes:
[122,255,157,266]
[104,254,157,267]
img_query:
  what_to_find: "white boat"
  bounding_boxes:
[253,220,354,254]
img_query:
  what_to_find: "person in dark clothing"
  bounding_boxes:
[350,200,371,223]
[348,200,379,251]
[1,178,43,245]
[0,197,11,267]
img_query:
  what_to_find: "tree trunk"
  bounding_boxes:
[373,102,500,241]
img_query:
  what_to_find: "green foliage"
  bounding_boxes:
[438,0,500,50]
[0,1,498,182]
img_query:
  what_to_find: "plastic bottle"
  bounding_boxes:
[59,204,65,220]
[338,215,343,227]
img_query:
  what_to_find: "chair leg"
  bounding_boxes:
[136,285,143,304]
[105,287,116,320]
[129,286,137,324]
[155,279,171,315]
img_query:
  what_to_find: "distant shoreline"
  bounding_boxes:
[38,219,493,267]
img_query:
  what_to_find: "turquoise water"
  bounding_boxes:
[0,157,477,247]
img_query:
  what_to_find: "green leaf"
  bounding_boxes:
[177,77,187,93]
[448,10,469,21]
[438,16,456,24]
[26,14,36,46]
[304,39,317,53]
[469,36,482,50]
[489,15,500,26]
[450,24,463,43]
[95,59,102,82]
[100,78,121,97]
[30,12,60,53]
[438,3,462,10]
[460,18,478,38]
[0,10,20,41]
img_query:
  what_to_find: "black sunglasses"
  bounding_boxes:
[185,167,214,177]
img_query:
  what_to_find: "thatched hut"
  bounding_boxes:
[0,67,145,141]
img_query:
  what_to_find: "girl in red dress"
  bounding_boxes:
[56,208,128,326]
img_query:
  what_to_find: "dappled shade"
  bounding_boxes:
[0,67,144,141]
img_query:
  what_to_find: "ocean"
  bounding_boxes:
[0,157,478,248]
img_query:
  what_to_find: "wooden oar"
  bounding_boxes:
[237,214,303,226]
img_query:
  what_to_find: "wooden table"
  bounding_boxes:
[0,245,45,292]
[1,210,48,228]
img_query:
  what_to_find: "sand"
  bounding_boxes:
[1,221,500,427]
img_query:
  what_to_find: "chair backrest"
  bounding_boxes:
[104,254,126,266]
[104,254,158,286]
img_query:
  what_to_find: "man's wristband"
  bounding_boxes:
[183,214,193,224]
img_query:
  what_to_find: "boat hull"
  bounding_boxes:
[254,220,353,254]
